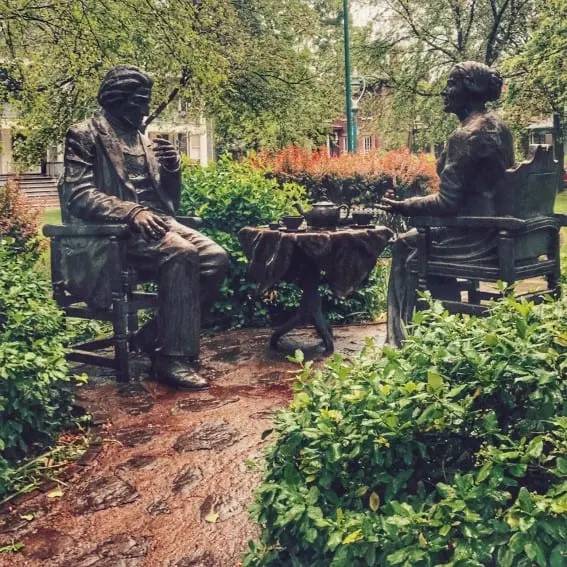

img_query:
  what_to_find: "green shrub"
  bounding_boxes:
[245,294,567,566]
[179,157,389,328]
[0,238,84,498]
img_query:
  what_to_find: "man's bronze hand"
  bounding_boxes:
[132,210,168,241]
[153,137,180,171]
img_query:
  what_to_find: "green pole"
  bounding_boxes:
[343,0,353,152]
[352,105,359,152]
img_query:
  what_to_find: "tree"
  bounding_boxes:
[213,0,344,154]
[502,0,567,177]
[353,0,534,149]
[0,0,343,165]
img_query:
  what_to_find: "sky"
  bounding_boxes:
[352,3,382,27]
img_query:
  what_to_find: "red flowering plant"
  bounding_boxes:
[0,179,43,255]
[249,146,439,209]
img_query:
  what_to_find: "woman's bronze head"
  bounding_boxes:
[442,61,503,117]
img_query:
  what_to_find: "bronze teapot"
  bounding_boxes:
[294,190,350,229]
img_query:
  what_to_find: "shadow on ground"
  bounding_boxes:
[0,323,385,567]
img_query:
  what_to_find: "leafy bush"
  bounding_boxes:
[179,157,389,328]
[0,238,84,499]
[245,294,567,566]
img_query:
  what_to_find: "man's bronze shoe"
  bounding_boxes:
[153,356,209,390]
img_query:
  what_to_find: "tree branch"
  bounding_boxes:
[143,68,191,130]
[485,0,511,64]
[389,0,458,62]
[463,0,477,49]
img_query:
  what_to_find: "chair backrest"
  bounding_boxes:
[496,145,558,218]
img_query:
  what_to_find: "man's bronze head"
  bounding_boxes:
[97,65,153,129]
[442,61,503,117]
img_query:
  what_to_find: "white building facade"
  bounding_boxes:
[0,102,215,176]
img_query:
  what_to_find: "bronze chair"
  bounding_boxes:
[43,213,200,382]
[409,146,566,315]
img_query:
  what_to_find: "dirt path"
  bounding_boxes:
[0,324,385,567]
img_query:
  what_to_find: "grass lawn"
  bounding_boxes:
[38,209,61,279]
[42,208,62,225]
[555,191,567,214]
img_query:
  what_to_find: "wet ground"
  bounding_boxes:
[0,323,385,567]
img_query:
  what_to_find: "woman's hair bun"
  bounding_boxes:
[485,68,503,102]
[454,61,503,103]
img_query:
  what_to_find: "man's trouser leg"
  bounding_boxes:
[127,217,229,357]
[157,250,200,359]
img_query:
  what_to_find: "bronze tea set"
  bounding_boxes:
[270,189,375,232]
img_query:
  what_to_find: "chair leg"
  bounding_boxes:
[128,303,139,336]
[468,281,481,304]
[415,227,428,310]
[547,231,561,297]
[113,296,130,382]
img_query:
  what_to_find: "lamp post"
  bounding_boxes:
[350,73,366,153]
[343,0,353,152]
[351,99,359,152]
[409,116,424,153]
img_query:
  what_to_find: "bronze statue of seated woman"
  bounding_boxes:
[379,61,515,346]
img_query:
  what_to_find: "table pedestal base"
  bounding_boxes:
[269,257,334,353]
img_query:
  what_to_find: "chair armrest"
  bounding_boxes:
[409,216,528,230]
[43,223,130,238]
[176,216,203,229]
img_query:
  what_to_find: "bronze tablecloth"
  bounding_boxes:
[239,226,393,298]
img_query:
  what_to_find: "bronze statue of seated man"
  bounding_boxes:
[379,61,515,346]
[61,64,229,389]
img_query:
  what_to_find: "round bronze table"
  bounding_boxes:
[239,225,392,353]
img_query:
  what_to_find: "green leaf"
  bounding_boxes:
[427,369,443,391]
[47,488,63,499]
[369,491,380,512]
[508,463,528,478]
[342,530,363,544]
[525,436,544,459]
[556,457,567,474]
[524,540,546,567]
[516,488,534,512]
[205,512,219,523]
[292,349,304,364]
[476,462,492,483]
[0,542,24,553]
[550,544,567,567]
[485,333,499,346]
[509,532,525,554]
[515,317,528,339]
[497,546,517,567]
[386,549,407,565]
[327,531,343,551]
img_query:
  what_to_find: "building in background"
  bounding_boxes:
[328,116,379,156]
[527,117,566,153]
[0,102,215,206]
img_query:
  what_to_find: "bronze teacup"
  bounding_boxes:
[281,215,304,230]
[352,212,374,226]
